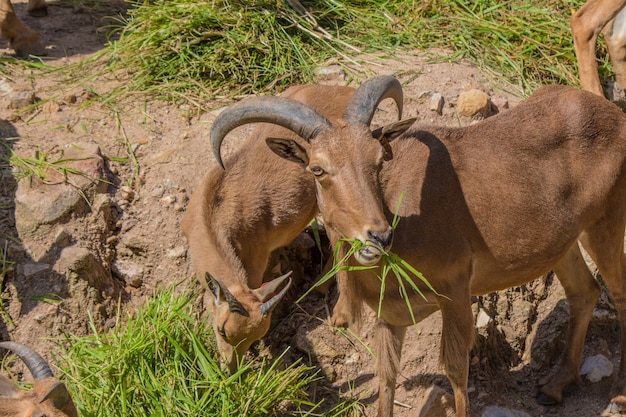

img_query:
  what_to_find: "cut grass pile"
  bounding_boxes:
[104,0,404,102]
[56,283,320,416]
[100,0,600,103]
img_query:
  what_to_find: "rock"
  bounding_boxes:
[120,231,149,255]
[161,195,176,206]
[119,218,138,234]
[491,95,509,112]
[7,91,36,109]
[54,227,72,247]
[14,143,108,239]
[481,406,531,417]
[42,101,61,113]
[151,185,165,198]
[429,92,444,115]
[313,65,346,82]
[475,308,491,328]
[458,89,491,118]
[0,78,36,109]
[166,246,187,259]
[55,246,114,293]
[112,258,144,288]
[580,354,613,383]
[418,386,456,417]
[21,262,50,277]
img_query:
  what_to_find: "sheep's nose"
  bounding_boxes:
[367,228,393,250]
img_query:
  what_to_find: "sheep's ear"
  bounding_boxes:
[266,138,309,166]
[39,381,73,408]
[372,118,416,141]
[0,374,21,398]
[205,272,249,317]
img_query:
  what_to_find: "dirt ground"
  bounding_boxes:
[1,1,624,416]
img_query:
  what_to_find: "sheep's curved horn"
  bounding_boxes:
[0,341,54,380]
[343,75,404,126]
[210,97,332,169]
[259,274,293,316]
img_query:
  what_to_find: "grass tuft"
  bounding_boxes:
[58,283,320,416]
[97,0,596,103]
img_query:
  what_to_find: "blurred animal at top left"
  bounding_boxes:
[0,0,47,56]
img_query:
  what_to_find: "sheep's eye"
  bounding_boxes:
[217,325,228,341]
[310,166,325,177]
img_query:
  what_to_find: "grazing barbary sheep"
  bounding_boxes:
[182,83,401,372]
[0,0,46,56]
[210,75,626,416]
[571,0,626,97]
[0,341,77,417]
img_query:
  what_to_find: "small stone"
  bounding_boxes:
[120,218,138,234]
[491,95,509,112]
[429,92,444,115]
[481,406,531,417]
[63,93,77,104]
[42,101,61,113]
[475,308,491,328]
[112,258,144,288]
[167,246,187,259]
[161,195,176,206]
[151,186,165,198]
[580,354,613,382]
[22,262,50,277]
[313,65,346,82]
[54,228,72,247]
[458,89,491,118]
[8,90,36,109]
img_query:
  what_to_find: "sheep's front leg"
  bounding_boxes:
[375,318,406,417]
[439,282,474,417]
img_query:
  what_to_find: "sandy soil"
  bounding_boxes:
[1,1,623,416]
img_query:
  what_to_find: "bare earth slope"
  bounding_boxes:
[0,1,621,416]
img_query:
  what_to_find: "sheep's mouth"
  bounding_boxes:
[354,244,384,266]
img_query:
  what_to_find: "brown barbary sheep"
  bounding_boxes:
[0,341,77,417]
[182,82,401,372]
[0,0,46,56]
[210,75,626,416]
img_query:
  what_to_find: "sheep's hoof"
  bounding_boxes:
[536,392,558,406]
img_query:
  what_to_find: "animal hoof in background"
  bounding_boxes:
[15,41,46,57]
[27,0,48,17]
[330,310,349,329]
[535,392,558,406]
[603,396,626,416]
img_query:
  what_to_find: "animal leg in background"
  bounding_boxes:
[537,243,602,404]
[0,0,45,56]
[571,0,626,96]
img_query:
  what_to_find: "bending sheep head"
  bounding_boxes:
[0,341,77,417]
[207,271,292,372]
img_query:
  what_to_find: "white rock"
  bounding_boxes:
[580,354,613,382]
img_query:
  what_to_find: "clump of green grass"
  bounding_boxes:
[0,141,98,185]
[99,0,604,103]
[98,0,414,103]
[106,0,370,101]
[403,0,593,92]
[301,194,439,325]
[58,283,319,416]
[0,241,15,328]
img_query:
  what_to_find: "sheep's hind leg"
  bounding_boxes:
[537,243,601,405]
